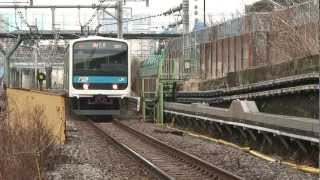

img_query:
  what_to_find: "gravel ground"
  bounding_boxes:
[123,119,319,180]
[97,122,215,180]
[45,119,154,180]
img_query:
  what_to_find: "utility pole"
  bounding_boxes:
[117,0,123,38]
[182,0,189,33]
[51,8,55,30]
[34,45,38,88]
[203,0,206,27]
[96,8,101,33]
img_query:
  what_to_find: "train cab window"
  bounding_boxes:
[72,40,129,90]
[73,40,128,76]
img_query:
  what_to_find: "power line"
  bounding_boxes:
[83,0,115,28]
[102,14,160,26]
[101,4,182,26]
[83,11,98,27]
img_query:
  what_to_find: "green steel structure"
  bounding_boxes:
[140,52,177,125]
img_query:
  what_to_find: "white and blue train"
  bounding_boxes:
[65,36,131,115]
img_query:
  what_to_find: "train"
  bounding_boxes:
[65,36,131,116]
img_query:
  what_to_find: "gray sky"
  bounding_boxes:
[32,0,260,14]
[0,0,260,30]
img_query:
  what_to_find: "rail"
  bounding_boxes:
[86,119,174,180]
[113,120,243,180]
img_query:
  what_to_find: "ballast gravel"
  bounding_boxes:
[45,119,154,180]
[122,119,318,180]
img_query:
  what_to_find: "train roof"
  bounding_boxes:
[69,36,128,45]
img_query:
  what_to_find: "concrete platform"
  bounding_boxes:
[164,100,319,143]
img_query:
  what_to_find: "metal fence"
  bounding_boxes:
[0,38,66,89]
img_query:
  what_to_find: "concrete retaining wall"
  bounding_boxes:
[200,55,320,90]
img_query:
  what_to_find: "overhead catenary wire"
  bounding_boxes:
[101,3,182,26]
[83,10,98,27]
[102,14,161,26]
[82,0,114,27]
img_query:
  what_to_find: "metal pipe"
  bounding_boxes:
[102,8,118,20]
[0,4,117,9]
[97,8,100,29]
[78,8,82,26]
[0,1,28,3]
[51,8,55,30]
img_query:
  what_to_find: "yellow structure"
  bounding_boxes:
[7,88,66,144]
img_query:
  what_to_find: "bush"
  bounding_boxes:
[249,0,275,12]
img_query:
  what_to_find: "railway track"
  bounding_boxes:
[87,119,243,180]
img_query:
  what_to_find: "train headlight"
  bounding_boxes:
[83,83,89,90]
[112,84,118,90]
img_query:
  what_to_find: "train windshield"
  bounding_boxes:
[72,40,128,90]
[73,40,128,76]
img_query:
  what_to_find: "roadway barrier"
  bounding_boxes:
[7,88,66,144]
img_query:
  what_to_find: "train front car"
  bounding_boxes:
[68,37,130,116]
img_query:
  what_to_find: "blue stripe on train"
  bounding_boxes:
[73,76,128,84]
